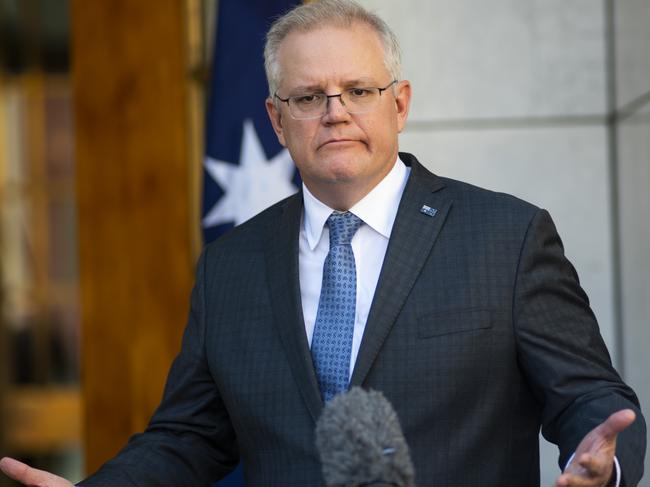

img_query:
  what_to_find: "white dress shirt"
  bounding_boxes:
[299,156,410,378]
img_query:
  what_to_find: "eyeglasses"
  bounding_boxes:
[274,80,398,120]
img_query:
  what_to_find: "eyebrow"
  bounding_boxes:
[288,78,379,94]
[288,84,325,94]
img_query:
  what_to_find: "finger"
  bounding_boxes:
[598,409,636,441]
[556,472,605,487]
[577,453,608,478]
[557,472,585,487]
[0,457,30,481]
[556,472,573,486]
[558,460,591,486]
[0,456,55,485]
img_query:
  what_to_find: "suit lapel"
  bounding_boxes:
[350,156,452,387]
[266,192,323,421]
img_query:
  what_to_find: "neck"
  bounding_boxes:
[305,180,373,211]
[303,156,398,211]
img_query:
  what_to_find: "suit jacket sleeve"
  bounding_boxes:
[80,248,238,486]
[514,209,646,485]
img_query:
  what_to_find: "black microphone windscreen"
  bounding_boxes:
[315,386,415,487]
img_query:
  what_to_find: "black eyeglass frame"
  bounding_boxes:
[274,79,398,119]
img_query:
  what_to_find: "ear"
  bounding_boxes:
[393,80,412,134]
[265,98,287,147]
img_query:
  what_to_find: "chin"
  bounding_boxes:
[323,161,363,183]
[321,149,366,170]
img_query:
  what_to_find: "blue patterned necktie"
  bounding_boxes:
[311,211,363,402]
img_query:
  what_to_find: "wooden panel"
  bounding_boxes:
[70,0,194,474]
[5,386,81,453]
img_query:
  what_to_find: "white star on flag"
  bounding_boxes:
[203,119,298,228]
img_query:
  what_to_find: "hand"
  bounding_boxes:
[0,457,75,487]
[555,409,636,487]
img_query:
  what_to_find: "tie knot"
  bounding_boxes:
[327,211,363,246]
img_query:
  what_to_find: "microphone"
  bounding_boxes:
[315,386,415,487]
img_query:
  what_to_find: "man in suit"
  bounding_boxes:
[1,0,646,486]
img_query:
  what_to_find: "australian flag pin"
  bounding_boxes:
[420,205,438,217]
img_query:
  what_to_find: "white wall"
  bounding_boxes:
[616,1,650,485]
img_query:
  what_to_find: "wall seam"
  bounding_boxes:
[617,90,650,122]
[405,114,607,132]
[604,0,625,375]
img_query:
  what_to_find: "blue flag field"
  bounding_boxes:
[202,0,300,245]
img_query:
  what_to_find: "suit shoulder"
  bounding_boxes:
[203,191,300,255]
[403,152,540,220]
[438,176,540,219]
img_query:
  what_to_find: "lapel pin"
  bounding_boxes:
[420,205,438,217]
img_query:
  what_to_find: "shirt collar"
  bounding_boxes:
[302,156,410,250]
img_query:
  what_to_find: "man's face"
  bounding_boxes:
[266,23,411,208]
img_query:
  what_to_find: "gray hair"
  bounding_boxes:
[264,0,402,97]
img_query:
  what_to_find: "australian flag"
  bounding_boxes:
[202,0,301,245]
[203,0,300,485]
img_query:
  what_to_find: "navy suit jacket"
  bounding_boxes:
[82,153,645,486]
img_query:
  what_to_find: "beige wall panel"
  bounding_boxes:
[615,0,650,108]
[360,0,607,120]
[618,105,650,487]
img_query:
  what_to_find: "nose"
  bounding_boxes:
[322,94,350,122]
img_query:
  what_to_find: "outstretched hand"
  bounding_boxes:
[555,409,636,487]
[0,457,75,487]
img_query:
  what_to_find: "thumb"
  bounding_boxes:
[0,457,69,486]
[598,409,636,441]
